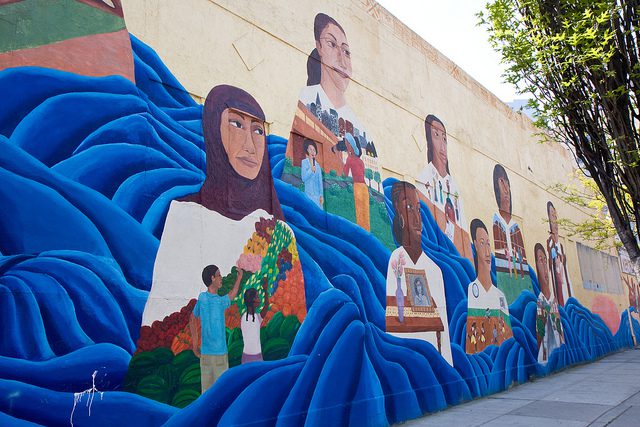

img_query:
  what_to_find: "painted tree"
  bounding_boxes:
[480,0,640,268]
[374,171,381,192]
[365,168,374,188]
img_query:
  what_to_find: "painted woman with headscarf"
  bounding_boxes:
[135,85,306,388]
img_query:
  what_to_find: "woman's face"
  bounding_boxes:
[316,23,352,93]
[307,144,317,157]
[429,121,448,172]
[219,108,266,180]
[474,227,492,274]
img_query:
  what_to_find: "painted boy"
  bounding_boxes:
[190,264,243,392]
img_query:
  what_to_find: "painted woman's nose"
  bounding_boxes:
[242,129,255,153]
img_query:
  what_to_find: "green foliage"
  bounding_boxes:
[369,195,396,251]
[480,0,640,263]
[178,364,201,388]
[218,266,251,297]
[232,222,294,314]
[536,316,546,338]
[171,349,198,372]
[262,337,291,361]
[548,172,620,250]
[324,181,357,223]
[136,375,170,403]
[265,311,285,339]
[126,348,202,408]
[171,388,201,409]
[226,326,244,368]
[495,271,534,304]
[364,168,374,185]
[260,313,301,361]
[279,315,301,342]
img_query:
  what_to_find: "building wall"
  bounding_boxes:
[121,0,628,316]
[0,0,638,426]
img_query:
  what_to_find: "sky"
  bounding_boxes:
[375,0,523,103]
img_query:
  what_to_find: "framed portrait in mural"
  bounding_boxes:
[405,268,435,312]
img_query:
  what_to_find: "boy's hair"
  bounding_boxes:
[201,264,220,287]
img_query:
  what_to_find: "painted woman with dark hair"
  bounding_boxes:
[385,181,452,364]
[416,114,472,260]
[137,85,306,386]
[465,218,512,354]
[301,139,323,207]
[533,243,564,363]
[302,13,352,112]
[546,201,572,306]
[417,115,465,226]
[491,163,533,303]
[283,13,390,240]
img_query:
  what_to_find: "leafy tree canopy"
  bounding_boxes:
[480,0,640,267]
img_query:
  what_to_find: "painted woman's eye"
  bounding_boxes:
[253,127,264,135]
[230,120,243,129]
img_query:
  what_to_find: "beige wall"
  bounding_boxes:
[121,0,629,315]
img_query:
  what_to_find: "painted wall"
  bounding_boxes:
[119,0,634,340]
[0,0,639,426]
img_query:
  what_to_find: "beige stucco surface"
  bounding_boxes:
[121,0,630,316]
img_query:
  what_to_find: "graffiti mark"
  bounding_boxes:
[70,371,104,427]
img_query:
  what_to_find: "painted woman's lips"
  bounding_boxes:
[237,156,258,167]
[332,67,350,79]
[439,152,447,165]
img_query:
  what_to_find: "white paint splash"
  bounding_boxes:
[70,371,104,427]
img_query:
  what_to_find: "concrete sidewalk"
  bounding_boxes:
[399,348,640,426]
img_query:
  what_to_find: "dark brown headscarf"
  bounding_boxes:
[181,85,284,220]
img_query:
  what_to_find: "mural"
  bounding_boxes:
[416,115,473,262]
[0,0,134,82]
[546,202,572,306]
[577,242,625,333]
[0,2,639,427]
[533,243,564,363]
[465,219,513,354]
[128,85,307,404]
[281,13,394,249]
[621,249,640,323]
[386,181,453,364]
[491,164,534,303]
